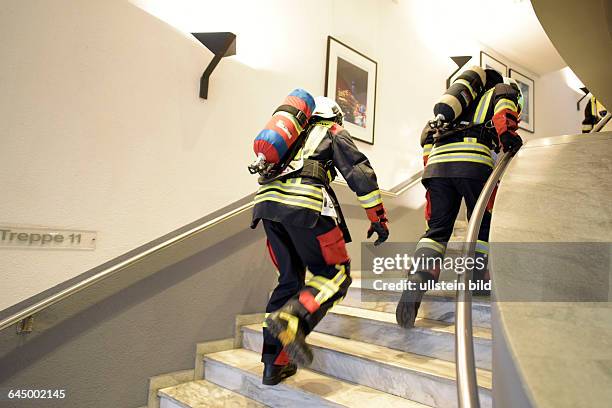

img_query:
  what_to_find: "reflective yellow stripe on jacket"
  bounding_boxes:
[427,139,494,168]
[423,143,433,160]
[357,189,383,209]
[473,88,495,124]
[494,99,518,115]
[254,178,323,212]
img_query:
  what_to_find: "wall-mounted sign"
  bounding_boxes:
[0,226,96,250]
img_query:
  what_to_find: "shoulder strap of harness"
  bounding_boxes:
[274,104,309,128]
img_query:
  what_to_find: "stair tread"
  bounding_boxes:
[158,379,264,407]
[243,324,492,389]
[328,304,492,340]
[205,348,430,407]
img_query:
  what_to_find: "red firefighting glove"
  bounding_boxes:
[366,204,389,246]
[493,109,523,153]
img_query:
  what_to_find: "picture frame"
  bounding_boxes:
[480,51,508,77]
[509,69,535,133]
[325,36,378,145]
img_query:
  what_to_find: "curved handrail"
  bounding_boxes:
[592,112,611,133]
[331,169,423,198]
[455,152,515,408]
[0,171,423,333]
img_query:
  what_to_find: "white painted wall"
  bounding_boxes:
[0,0,582,310]
[1,0,214,310]
[535,69,584,139]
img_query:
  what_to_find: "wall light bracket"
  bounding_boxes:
[192,32,237,99]
[446,56,472,89]
[576,87,590,111]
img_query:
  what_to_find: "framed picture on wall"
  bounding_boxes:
[480,51,507,77]
[510,69,535,133]
[325,36,378,145]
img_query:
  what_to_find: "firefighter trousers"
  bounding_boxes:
[416,177,491,281]
[262,216,352,365]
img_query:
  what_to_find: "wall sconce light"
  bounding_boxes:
[446,56,472,89]
[576,87,589,111]
[191,32,237,99]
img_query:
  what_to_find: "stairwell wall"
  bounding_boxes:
[0,0,580,311]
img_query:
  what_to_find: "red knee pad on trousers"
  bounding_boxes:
[299,290,320,313]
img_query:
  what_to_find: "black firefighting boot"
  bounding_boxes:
[262,362,298,385]
[265,303,313,367]
[396,271,435,328]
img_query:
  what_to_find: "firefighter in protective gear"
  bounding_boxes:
[582,95,608,133]
[251,96,389,384]
[396,67,523,329]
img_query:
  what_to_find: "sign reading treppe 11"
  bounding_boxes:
[0,226,96,250]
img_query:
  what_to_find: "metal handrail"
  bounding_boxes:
[0,201,254,332]
[0,171,423,333]
[592,112,611,133]
[455,152,515,408]
[331,169,423,198]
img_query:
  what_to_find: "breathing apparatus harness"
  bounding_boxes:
[428,113,497,150]
[252,113,351,241]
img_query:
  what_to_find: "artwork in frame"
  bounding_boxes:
[325,36,377,145]
[509,69,535,133]
[480,51,508,77]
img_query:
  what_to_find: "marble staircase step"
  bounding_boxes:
[242,325,491,408]
[342,280,491,328]
[204,348,429,408]
[158,379,264,408]
[315,304,492,370]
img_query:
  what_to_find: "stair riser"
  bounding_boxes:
[242,329,491,408]
[159,398,181,408]
[315,312,492,370]
[342,287,492,328]
[204,359,343,408]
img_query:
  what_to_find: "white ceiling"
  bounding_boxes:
[135,0,567,76]
[411,0,567,76]
[472,0,567,75]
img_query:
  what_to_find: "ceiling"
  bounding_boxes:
[531,0,612,107]
[410,0,567,76]
[473,0,567,75]
[135,0,568,77]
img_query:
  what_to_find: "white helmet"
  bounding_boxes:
[503,77,524,114]
[312,96,344,125]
